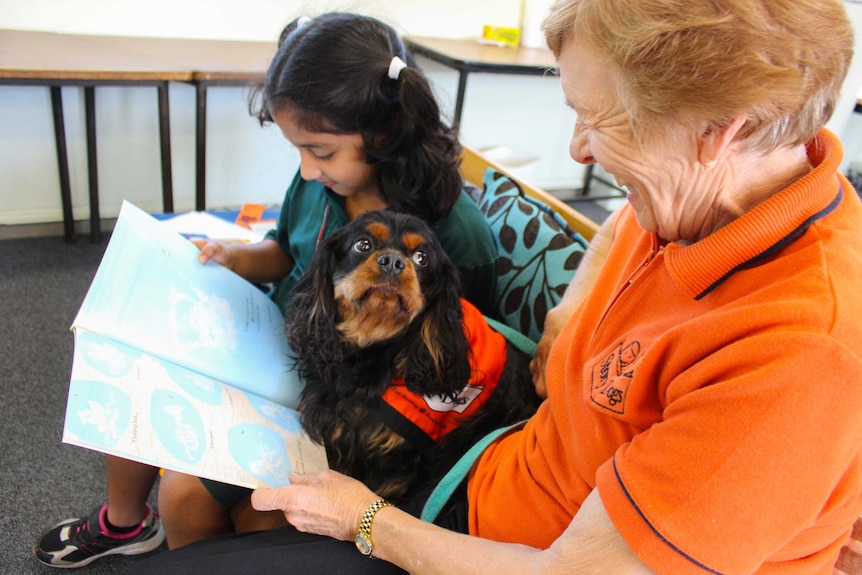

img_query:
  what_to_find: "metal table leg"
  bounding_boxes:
[195,83,208,211]
[84,87,100,243]
[157,82,174,213]
[49,86,75,243]
[452,70,468,133]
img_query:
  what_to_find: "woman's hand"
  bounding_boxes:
[531,208,620,397]
[531,304,569,398]
[251,470,380,542]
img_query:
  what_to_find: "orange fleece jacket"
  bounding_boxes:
[468,129,862,574]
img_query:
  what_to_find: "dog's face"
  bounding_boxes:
[291,210,463,351]
[330,212,438,347]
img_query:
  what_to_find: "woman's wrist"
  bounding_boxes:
[353,499,395,557]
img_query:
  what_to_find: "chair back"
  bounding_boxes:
[459,145,599,342]
[459,145,598,241]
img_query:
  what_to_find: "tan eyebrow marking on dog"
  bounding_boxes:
[401,232,426,251]
[365,221,390,241]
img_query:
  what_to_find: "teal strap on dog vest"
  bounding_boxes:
[420,421,524,523]
[483,315,537,357]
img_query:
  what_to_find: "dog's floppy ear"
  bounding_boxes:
[284,230,345,367]
[400,251,472,398]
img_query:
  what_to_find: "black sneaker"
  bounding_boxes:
[33,504,165,568]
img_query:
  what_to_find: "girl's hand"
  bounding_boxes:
[190,238,236,271]
[251,470,381,542]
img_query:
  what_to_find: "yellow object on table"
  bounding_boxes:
[480,25,521,47]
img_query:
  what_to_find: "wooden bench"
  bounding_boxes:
[459,143,599,241]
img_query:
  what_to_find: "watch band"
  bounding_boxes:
[355,499,394,557]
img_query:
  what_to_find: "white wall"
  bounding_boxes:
[0,0,584,228]
[7,1,859,229]
[831,1,862,173]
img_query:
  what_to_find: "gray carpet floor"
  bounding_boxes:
[0,233,163,575]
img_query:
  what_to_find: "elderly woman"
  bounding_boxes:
[129,0,862,573]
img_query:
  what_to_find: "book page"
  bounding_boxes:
[64,329,328,488]
[157,211,265,244]
[73,201,300,409]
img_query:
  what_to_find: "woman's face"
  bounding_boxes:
[272,107,377,199]
[559,36,703,241]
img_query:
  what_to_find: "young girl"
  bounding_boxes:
[161,11,500,549]
[34,12,499,567]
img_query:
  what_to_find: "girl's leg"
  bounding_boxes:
[158,471,232,548]
[105,455,160,527]
[230,496,289,533]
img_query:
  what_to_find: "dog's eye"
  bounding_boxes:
[353,239,372,253]
[411,250,428,268]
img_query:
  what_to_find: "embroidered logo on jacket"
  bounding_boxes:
[590,340,640,414]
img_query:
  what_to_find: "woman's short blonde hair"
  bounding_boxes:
[544,0,854,152]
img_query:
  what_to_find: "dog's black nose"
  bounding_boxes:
[377,253,405,275]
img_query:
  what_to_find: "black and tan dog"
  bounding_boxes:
[285,210,540,502]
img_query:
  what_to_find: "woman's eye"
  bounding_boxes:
[411,251,428,267]
[353,239,371,252]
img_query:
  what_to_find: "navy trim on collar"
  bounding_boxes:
[695,185,844,300]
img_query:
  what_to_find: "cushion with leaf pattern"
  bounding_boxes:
[476,168,589,342]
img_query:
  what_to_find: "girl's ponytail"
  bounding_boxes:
[373,64,461,223]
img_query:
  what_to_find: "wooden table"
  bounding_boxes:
[403,36,622,199]
[83,36,276,210]
[403,36,557,131]
[0,29,189,242]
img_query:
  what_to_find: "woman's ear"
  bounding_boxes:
[698,117,747,164]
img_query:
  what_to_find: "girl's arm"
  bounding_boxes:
[252,470,655,575]
[193,237,293,284]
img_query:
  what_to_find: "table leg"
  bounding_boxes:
[157,82,174,213]
[49,86,75,243]
[195,83,208,211]
[84,87,101,243]
[576,163,626,201]
[582,164,594,196]
[452,70,468,133]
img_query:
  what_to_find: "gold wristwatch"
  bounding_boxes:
[354,499,394,557]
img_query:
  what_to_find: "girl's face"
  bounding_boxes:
[272,107,377,199]
[559,36,702,241]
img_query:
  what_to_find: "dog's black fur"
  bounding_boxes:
[284,210,540,501]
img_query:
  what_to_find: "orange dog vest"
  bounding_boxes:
[379,299,507,447]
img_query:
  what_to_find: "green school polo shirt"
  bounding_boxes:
[266,171,499,316]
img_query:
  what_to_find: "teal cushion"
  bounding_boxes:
[477,168,588,342]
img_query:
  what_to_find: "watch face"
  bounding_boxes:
[355,533,373,556]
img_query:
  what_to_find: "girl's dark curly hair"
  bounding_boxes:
[249,12,462,224]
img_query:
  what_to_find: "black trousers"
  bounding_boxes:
[127,527,408,575]
[127,480,469,575]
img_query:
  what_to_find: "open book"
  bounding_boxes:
[63,201,328,489]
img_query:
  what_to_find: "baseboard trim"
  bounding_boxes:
[0,218,117,241]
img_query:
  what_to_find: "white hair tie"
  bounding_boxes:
[388,56,407,80]
[296,15,311,29]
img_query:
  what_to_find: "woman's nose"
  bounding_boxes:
[569,120,595,165]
